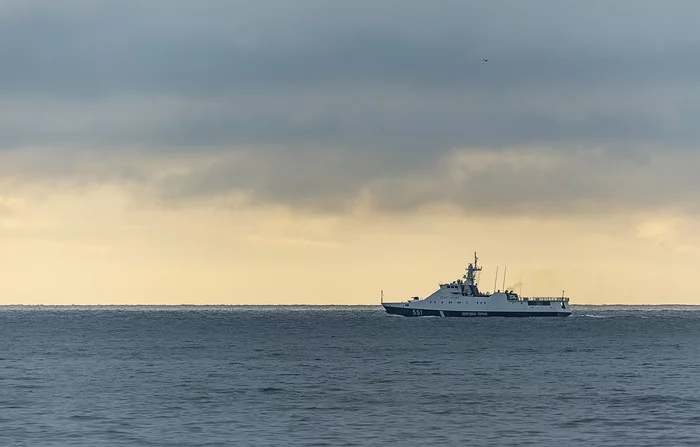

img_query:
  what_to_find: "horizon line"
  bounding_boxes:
[1,303,699,307]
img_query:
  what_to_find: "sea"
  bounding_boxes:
[1,305,699,446]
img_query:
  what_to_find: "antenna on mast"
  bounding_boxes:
[502,266,507,291]
[493,266,499,292]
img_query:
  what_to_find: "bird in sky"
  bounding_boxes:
[483,59,489,62]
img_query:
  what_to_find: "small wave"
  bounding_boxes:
[258,387,285,394]
[365,377,394,384]
[563,347,596,353]
[561,417,607,427]
[581,314,610,318]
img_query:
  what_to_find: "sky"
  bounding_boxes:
[2,0,700,304]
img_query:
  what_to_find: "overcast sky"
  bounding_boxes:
[2,0,700,216]
[2,1,700,304]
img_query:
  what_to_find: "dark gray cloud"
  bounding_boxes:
[3,0,699,95]
[2,0,700,215]
[142,146,700,217]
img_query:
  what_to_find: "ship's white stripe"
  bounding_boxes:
[439,311,445,317]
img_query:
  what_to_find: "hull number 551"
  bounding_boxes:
[412,309,423,316]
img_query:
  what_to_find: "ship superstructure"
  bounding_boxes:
[381,253,571,317]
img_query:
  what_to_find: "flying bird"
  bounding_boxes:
[483,59,489,62]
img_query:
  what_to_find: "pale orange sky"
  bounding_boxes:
[3,176,700,305]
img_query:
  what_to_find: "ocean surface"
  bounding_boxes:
[1,305,700,446]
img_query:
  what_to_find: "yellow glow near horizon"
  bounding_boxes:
[2,184,700,305]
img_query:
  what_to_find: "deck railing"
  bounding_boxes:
[522,296,570,302]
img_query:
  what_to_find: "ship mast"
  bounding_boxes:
[463,251,483,286]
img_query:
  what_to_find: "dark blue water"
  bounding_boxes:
[1,305,699,446]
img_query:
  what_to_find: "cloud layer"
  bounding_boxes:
[2,0,700,215]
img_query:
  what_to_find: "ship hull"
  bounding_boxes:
[382,304,570,317]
